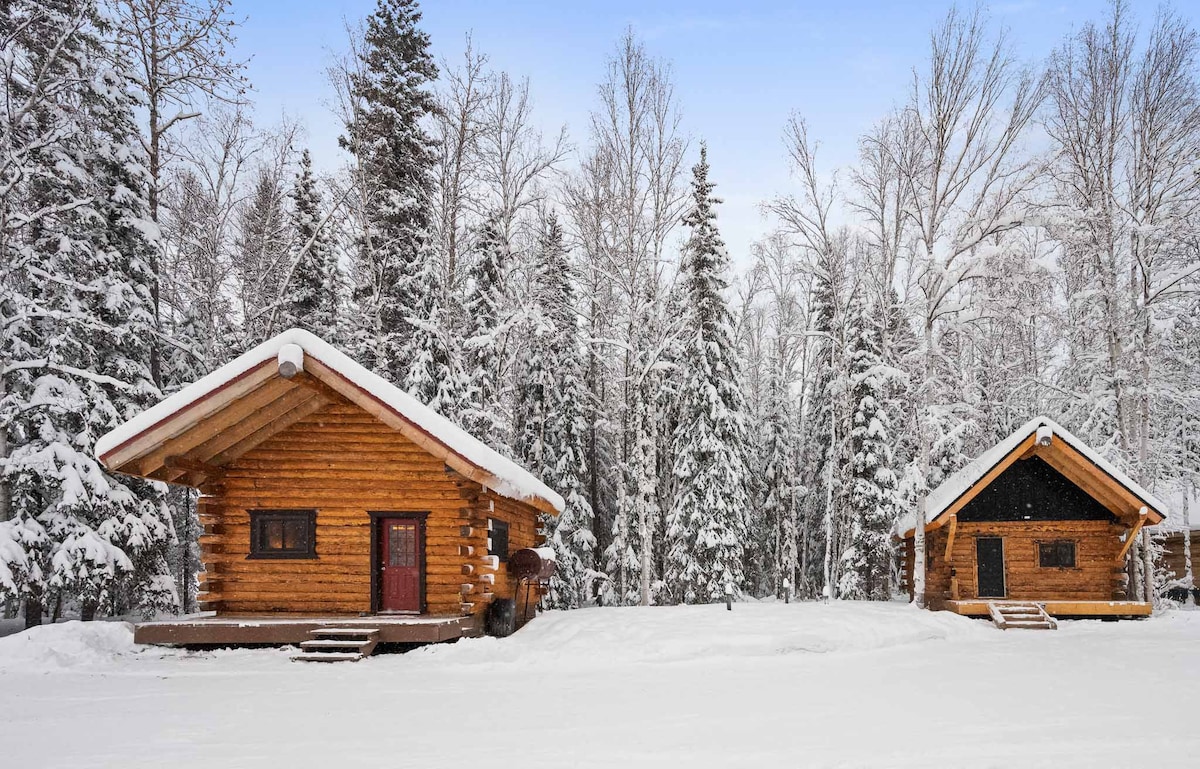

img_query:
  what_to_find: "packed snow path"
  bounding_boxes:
[1,602,1197,768]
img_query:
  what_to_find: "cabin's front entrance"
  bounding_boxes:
[376,515,425,613]
[976,537,1006,598]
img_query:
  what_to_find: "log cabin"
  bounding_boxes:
[897,417,1166,624]
[1157,525,1198,603]
[94,329,564,657]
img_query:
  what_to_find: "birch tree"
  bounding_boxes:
[109,0,247,386]
[897,7,1043,606]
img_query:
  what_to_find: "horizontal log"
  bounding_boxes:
[220,601,369,613]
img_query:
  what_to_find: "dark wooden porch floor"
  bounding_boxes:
[134,613,483,646]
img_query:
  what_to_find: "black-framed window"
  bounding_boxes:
[1038,540,1076,568]
[488,518,510,562]
[249,510,316,559]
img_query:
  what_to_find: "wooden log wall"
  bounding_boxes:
[197,401,545,616]
[901,520,1128,607]
[1158,530,1199,587]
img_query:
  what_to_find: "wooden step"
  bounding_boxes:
[292,627,381,661]
[300,639,372,650]
[292,652,364,663]
[987,601,1058,630]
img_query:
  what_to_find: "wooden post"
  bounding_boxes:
[1115,509,1149,565]
[944,514,958,563]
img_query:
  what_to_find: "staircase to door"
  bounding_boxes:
[986,601,1057,630]
[292,628,381,662]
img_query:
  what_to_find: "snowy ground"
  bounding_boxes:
[1,603,1197,768]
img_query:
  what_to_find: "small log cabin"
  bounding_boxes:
[1157,525,1198,602]
[95,329,564,647]
[898,417,1166,619]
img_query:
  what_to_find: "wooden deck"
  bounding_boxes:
[134,613,484,646]
[944,600,1152,618]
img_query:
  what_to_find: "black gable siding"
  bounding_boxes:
[957,456,1118,523]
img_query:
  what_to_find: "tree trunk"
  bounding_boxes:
[822,402,836,601]
[80,599,97,622]
[147,96,163,390]
[1141,528,1155,604]
[1184,483,1194,605]
[637,394,654,607]
[913,319,934,609]
[0,372,9,522]
[23,595,42,629]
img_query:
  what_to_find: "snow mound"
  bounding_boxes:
[419,601,987,668]
[0,620,144,671]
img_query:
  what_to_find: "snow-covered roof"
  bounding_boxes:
[897,416,1167,536]
[95,329,564,514]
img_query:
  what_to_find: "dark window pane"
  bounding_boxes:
[389,523,415,567]
[249,511,316,559]
[283,519,307,551]
[489,519,509,562]
[1038,540,1075,568]
[266,520,284,550]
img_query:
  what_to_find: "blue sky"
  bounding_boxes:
[234,0,1197,263]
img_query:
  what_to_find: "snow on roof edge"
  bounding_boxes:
[895,416,1168,536]
[95,329,565,513]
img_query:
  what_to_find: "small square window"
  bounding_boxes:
[1038,540,1075,568]
[249,510,316,559]
[488,518,510,563]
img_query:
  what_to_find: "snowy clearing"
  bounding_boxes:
[1,603,1197,768]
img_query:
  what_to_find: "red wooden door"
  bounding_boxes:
[380,518,421,612]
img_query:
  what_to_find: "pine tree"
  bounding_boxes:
[800,245,842,598]
[664,145,750,603]
[403,246,470,418]
[237,169,289,345]
[341,0,438,382]
[461,215,509,447]
[759,355,800,597]
[283,149,341,338]
[0,0,176,625]
[513,214,597,608]
[840,290,900,600]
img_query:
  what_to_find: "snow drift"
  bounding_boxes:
[418,601,988,667]
[0,621,142,671]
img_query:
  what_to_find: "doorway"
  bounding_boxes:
[375,515,425,613]
[976,537,1006,598]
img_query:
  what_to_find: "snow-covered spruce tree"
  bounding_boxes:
[799,245,843,599]
[513,213,597,608]
[340,0,438,383]
[403,245,470,419]
[664,145,750,603]
[236,168,290,345]
[839,290,900,600]
[282,149,342,338]
[0,0,176,626]
[461,215,509,448]
[759,354,800,597]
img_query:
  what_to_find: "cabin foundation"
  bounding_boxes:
[133,613,483,646]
